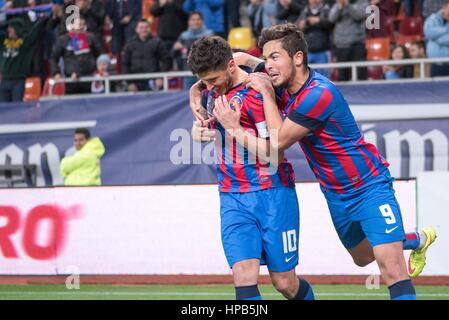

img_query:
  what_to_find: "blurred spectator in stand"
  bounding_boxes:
[49,0,74,36]
[423,0,446,18]
[49,0,105,45]
[0,11,48,102]
[91,53,113,93]
[424,0,449,76]
[297,0,333,77]
[151,0,187,70]
[225,0,241,33]
[60,128,105,186]
[106,0,141,55]
[50,16,103,94]
[403,0,423,16]
[277,0,307,23]
[408,41,431,77]
[183,0,225,38]
[75,0,105,45]
[329,0,369,81]
[247,0,278,38]
[5,1,54,84]
[172,11,212,89]
[122,18,170,92]
[382,45,414,79]
[366,0,396,38]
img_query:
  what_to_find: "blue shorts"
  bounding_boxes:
[220,187,299,272]
[324,171,406,250]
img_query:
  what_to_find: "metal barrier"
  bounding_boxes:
[0,164,37,188]
[46,57,449,97]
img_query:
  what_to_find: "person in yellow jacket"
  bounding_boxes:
[60,128,105,186]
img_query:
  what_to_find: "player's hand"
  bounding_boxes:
[213,95,242,132]
[189,80,209,122]
[244,72,275,99]
[191,120,216,142]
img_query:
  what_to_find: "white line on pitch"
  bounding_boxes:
[0,292,448,297]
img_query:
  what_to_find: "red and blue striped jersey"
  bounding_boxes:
[202,84,295,193]
[279,69,389,193]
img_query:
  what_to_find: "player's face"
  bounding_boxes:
[199,61,235,95]
[74,133,88,151]
[262,40,297,88]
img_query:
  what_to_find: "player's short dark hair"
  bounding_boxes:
[258,23,308,68]
[74,128,91,139]
[189,11,203,20]
[187,36,233,75]
[443,0,449,7]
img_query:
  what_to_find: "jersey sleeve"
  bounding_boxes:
[287,86,334,131]
[245,91,269,139]
[254,62,266,73]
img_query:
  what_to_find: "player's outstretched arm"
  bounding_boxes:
[245,73,283,131]
[233,52,264,71]
[245,73,310,151]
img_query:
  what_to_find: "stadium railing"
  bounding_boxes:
[44,57,449,98]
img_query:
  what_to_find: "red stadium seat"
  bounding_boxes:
[385,17,396,42]
[394,16,424,45]
[23,77,41,102]
[169,77,183,90]
[42,78,65,96]
[399,16,423,37]
[395,34,423,46]
[367,66,384,80]
[366,37,391,61]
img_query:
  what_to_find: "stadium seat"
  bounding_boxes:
[396,2,406,20]
[23,77,41,102]
[366,37,391,61]
[228,27,256,51]
[142,0,159,35]
[246,46,262,58]
[385,17,396,42]
[395,34,423,46]
[367,66,384,80]
[396,16,424,44]
[168,77,183,90]
[399,16,423,36]
[42,78,65,96]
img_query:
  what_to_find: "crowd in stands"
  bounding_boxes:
[0,0,448,102]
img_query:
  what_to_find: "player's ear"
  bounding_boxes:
[228,59,236,73]
[293,51,304,68]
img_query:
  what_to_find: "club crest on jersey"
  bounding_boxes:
[229,95,243,111]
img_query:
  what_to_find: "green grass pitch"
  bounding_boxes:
[0,284,448,300]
